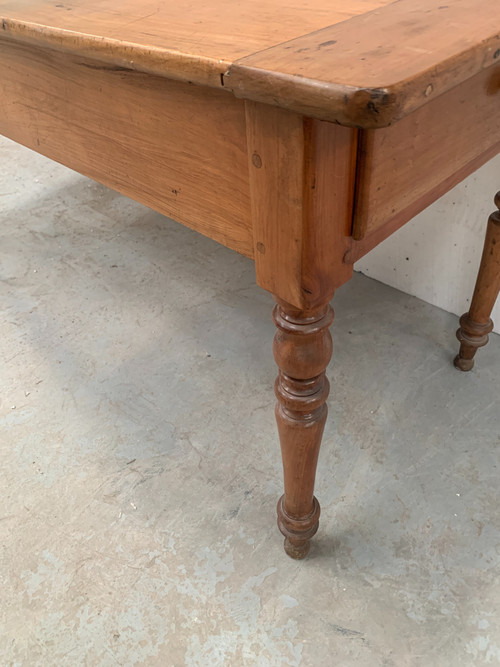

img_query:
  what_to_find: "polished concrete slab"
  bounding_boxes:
[1,136,499,666]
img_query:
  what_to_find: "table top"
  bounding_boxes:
[1,0,499,127]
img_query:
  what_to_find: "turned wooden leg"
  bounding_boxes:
[454,192,500,371]
[272,298,334,559]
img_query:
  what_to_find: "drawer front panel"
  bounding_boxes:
[353,65,500,242]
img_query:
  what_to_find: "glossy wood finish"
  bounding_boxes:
[273,299,334,559]
[0,40,253,256]
[455,193,500,371]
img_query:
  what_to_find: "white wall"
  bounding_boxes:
[355,154,500,334]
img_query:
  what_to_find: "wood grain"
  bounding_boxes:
[227,0,500,127]
[0,0,391,88]
[273,299,334,559]
[0,40,253,256]
[245,102,356,309]
[455,193,500,371]
[344,144,500,264]
[351,64,500,241]
[3,1,500,127]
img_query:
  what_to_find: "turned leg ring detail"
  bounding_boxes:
[272,299,334,558]
[277,495,321,559]
[454,191,500,371]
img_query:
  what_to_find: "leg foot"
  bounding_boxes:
[454,192,500,371]
[454,314,493,371]
[273,299,333,558]
[277,495,320,559]
[284,538,310,560]
[453,354,474,372]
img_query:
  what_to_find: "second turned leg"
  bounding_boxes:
[455,192,500,371]
[273,298,334,559]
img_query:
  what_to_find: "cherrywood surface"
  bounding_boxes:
[228,0,500,127]
[0,40,253,257]
[273,299,334,559]
[344,144,500,264]
[1,2,499,558]
[352,65,500,240]
[0,0,391,89]
[2,0,500,127]
[246,102,355,310]
[455,193,500,371]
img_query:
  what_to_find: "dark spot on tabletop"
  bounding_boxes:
[494,48,500,59]
[303,288,313,295]
[318,40,337,49]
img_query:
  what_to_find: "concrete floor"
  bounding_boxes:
[1,135,499,666]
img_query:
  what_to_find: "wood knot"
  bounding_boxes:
[252,153,262,168]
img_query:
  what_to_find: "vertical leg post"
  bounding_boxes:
[245,102,356,556]
[273,299,334,558]
[455,192,500,371]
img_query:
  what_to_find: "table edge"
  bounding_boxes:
[2,2,500,128]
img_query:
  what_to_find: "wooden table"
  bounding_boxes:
[1,0,499,559]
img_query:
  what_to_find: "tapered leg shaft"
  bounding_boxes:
[273,298,334,558]
[455,192,500,371]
